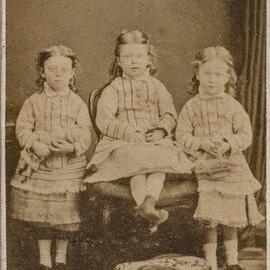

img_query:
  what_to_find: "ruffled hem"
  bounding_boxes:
[10,188,81,225]
[194,213,264,228]
[10,211,81,226]
[194,191,265,228]
[198,177,261,195]
[194,216,249,228]
[10,177,85,194]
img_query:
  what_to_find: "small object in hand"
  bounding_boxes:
[88,164,97,173]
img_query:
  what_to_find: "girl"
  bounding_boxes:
[10,45,92,270]
[176,46,264,270]
[84,30,193,232]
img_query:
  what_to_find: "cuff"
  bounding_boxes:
[73,141,86,157]
[223,135,238,154]
[25,133,39,152]
[183,136,201,157]
[158,114,176,135]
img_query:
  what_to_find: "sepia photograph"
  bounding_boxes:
[2,0,267,269]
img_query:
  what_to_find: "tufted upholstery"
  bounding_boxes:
[114,254,210,270]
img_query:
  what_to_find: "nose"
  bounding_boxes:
[130,55,138,63]
[208,74,216,83]
[55,68,62,77]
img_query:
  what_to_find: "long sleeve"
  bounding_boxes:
[96,87,138,141]
[16,98,38,150]
[223,104,252,154]
[175,103,201,157]
[72,102,92,157]
[156,83,177,134]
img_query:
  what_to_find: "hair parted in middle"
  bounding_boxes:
[35,44,80,93]
[189,46,237,97]
[109,29,158,81]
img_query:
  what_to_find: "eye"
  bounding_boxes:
[61,67,69,73]
[121,53,131,58]
[47,66,56,72]
[202,71,211,76]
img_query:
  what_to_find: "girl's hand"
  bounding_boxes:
[212,141,231,156]
[50,139,75,155]
[31,141,50,159]
[199,141,217,158]
[145,129,165,142]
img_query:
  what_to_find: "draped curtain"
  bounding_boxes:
[238,0,266,246]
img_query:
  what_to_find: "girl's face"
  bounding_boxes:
[43,56,74,91]
[197,59,230,96]
[118,43,150,79]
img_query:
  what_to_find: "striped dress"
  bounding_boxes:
[176,90,264,227]
[10,84,92,231]
[84,73,193,183]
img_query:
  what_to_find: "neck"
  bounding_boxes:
[44,82,69,93]
[123,70,149,81]
[198,87,225,98]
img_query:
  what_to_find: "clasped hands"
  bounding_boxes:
[199,140,231,158]
[128,128,166,143]
[31,138,74,160]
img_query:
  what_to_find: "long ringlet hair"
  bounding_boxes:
[189,46,237,97]
[36,44,80,92]
[109,29,158,81]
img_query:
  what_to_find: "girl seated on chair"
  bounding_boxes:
[84,29,193,232]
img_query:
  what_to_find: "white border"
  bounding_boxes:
[1,0,6,269]
[0,1,268,270]
[266,0,269,268]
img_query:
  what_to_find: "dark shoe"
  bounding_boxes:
[39,264,52,270]
[149,209,169,234]
[135,196,160,222]
[226,265,244,270]
[55,263,67,270]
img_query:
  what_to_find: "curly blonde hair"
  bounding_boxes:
[109,29,158,81]
[36,45,80,92]
[189,46,237,97]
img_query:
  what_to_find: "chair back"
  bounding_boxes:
[88,88,103,139]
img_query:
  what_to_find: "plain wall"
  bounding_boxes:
[6,0,245,124]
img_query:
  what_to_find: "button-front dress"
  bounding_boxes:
[176,91,264,227]
[10,85,92,232]
[84,73,193,184]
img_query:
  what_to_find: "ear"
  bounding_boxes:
[116,56,122,68]
[72,68,76,76]
[39,67,45,78]
[196,71,200,80]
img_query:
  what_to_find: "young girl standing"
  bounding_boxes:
[84,30,193,232]
[176,47,264,270]
[10,45,92,270]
